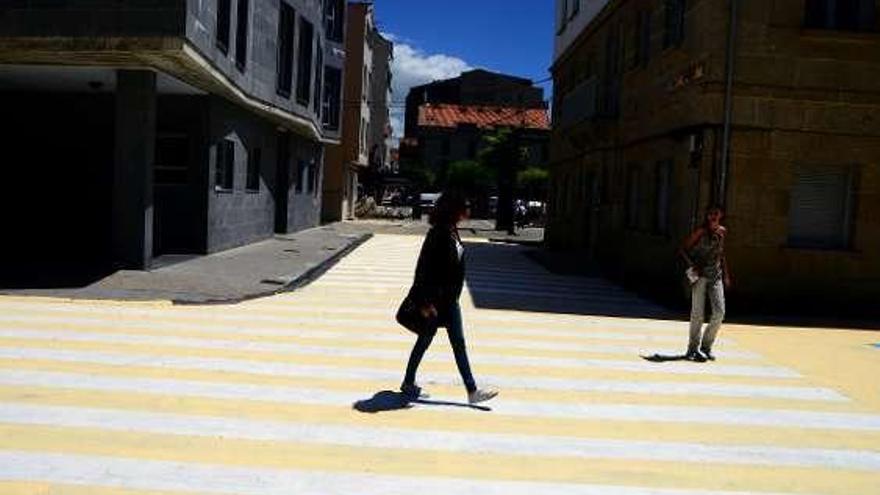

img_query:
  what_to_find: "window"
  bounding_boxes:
[276,2,296,97]
[804,0,877,31]
[306,159,315,194]
[558,0,569,33]
[313,43,323,115]
[246,147,261,192]
[234,0,249,70]
[602,23,622,116]
[600,164,613,204]
[296,159,307,193]
[663,0,686,48]
[788,164,856,249]
[296,18,314,105]
[322,66,342,130]
[571,0,580,18]
[558,0,572,33]
[216,0,232,54]
[361,118,369,155]
[626,165,641,229]
[636,10,652,68]
[324,0,345,43]
[655,160,672,234]
[363,66,369,101]
[215,139,235,191]
[311,157,320,195]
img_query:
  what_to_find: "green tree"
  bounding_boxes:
[446,160,495,195]
[400,161,436,191]
[517,166,549,201]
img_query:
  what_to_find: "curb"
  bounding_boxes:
[172,232,373,306]
[280,232,373,293]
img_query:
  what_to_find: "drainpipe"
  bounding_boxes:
[719,0,739,205]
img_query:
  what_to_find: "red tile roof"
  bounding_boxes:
[418,103,550,130]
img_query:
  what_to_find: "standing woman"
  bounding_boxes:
[679,205,732,362]
[401,191,498,404]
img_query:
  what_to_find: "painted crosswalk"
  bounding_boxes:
[0,233,877,494]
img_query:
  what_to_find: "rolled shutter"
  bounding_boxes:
[788,165,854,248]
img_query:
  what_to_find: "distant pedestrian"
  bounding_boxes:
[679,205,732,362]
[514,200,528,231]
[399,190,498,404]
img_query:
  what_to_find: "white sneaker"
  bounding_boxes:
[468,388,498,404]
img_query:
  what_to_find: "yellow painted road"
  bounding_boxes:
[0,234,877,494]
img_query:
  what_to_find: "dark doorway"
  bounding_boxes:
[153,96,206,257]
[274,131,290,233]
[0,92,116,288]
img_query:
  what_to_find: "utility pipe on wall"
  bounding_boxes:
[719,0,739,205]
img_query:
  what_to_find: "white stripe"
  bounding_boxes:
[320,273,636,293]
[0,347,847,401]
[0,313,753,357]
[0,315,761,360]
[316,279,658,305]
[0,369,874,430]
[0,403,877,470]
[0,328,790,378]
[311,282,647,303]
[0,451,807,495]
[0,313,692,342]
[0,300,693,330]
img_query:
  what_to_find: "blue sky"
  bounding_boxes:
[372,1,555,136]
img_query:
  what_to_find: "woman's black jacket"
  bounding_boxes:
[408,225,465,327]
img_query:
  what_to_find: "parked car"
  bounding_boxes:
[419,193,441,210]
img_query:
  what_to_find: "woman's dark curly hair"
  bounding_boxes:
[429,190,470,227]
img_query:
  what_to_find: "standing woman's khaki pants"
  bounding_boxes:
[688,277,726,353]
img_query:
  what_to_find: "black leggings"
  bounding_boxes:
[403,301,477,393]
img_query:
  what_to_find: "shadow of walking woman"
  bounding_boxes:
[640,353,689,362]
[353,390,491,413]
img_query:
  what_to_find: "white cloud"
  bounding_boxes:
[385,34,472,141]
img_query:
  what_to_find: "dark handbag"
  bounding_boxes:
[395,294,436,336]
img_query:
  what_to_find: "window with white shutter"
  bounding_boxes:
[788,164,856,249]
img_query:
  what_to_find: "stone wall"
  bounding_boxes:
[549,0,880,309]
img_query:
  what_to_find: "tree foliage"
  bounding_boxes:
[446,160,495,194]
[517,166,549,187]
[400,161,436,190]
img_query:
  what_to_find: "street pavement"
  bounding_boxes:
[0,234,877,494]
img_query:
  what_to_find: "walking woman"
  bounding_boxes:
[401,191,498,404]
[679,205,732,362]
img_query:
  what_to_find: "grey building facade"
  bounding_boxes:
[368,30,394,172]
[0,0,346,278]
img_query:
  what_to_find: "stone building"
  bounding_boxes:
[322,1,391,221]
[403,70,549,182]
[0,0,346,277]
[548,0,880,310]
[413,104,550,174]
[404,69,545,139]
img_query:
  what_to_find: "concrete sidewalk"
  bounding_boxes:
[0,225,370,304]
[0,218,540,304]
